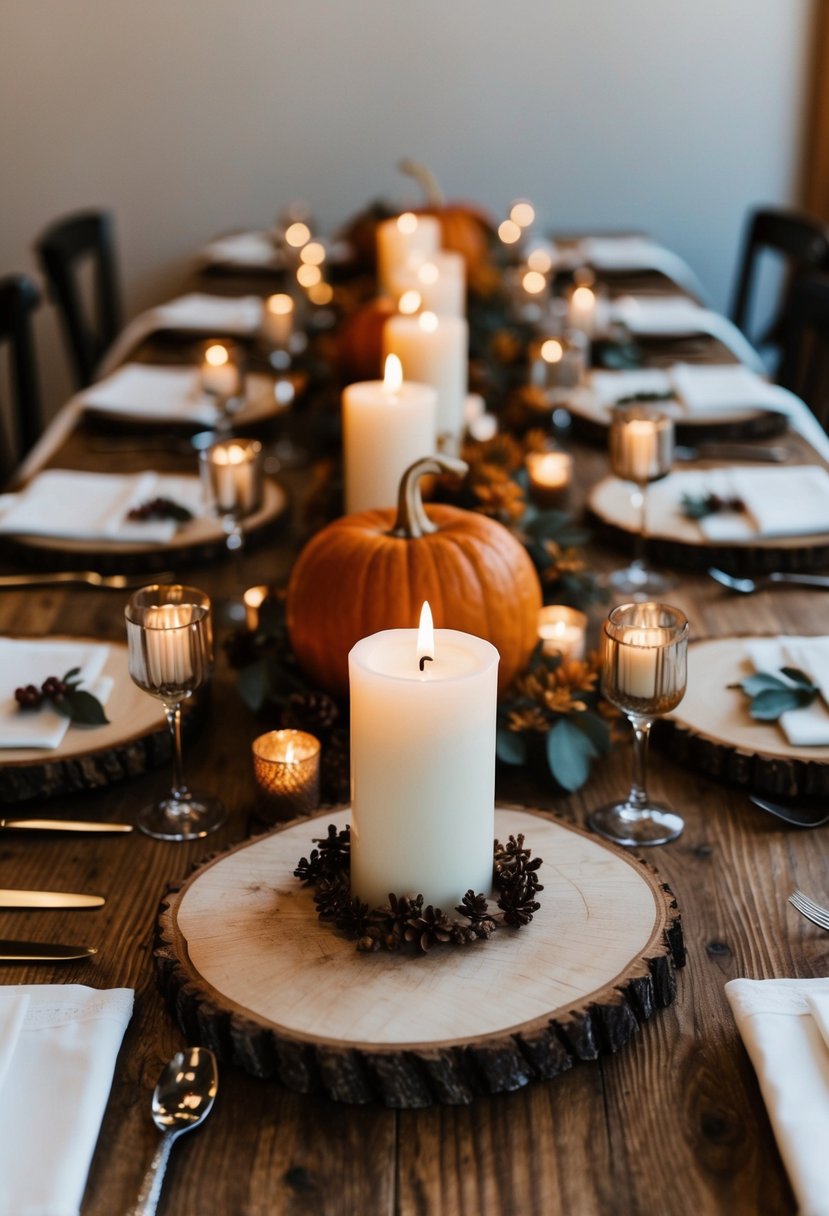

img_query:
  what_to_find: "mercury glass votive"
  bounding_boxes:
[538,606,587,661]
[252,730,321,822]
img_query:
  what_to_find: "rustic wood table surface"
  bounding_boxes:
[0,264,826,1216]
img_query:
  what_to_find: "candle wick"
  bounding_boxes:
[418,655,433,672]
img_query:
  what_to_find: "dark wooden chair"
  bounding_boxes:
[35,209,122,388]
[730,207,829,357]
[777,271,829,431]
[0,274,42,480]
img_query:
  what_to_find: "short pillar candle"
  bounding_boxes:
[376,212,441,297]
[383,311,469,447]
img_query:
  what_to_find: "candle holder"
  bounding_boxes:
[528,333,588,405]
[607,404,676,598]
[252,730,321,823]
[526,450,573,509]
[537,605,587,661]
[200,439,264,621]
[588,602,688,847]
[199,340,243,433]
[125,585,225,841]
[243,585,281,632]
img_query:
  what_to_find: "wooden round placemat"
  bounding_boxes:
[587,474,829,574]
[1,477,289,574]
[155,805,685,1108]
[657,634,829,797]
[0,637,169,803]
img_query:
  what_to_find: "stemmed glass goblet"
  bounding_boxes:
[588,601,688,847]
[199,438,264,620]
[607,404,675,597]
[125,584,225,841]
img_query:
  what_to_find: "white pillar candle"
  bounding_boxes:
[610,413,674,484]
[200,343,241,398]
[342,355,437,514]
[383,311,468,446]
[567,284,597,337]
[200,439,263,515]
[349,609,499,909]
[376,212,441,297]
[538,606,587,661]
[390,251,466,317]
[615,628,664,700]
[262,293,294,347]
[142,604,197,690]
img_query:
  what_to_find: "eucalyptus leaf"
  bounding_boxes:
[738,672,790,696]
[569,711,611,756]
[749,686,817,721]
[546,718,595,792]
[779,666,815,689]
[496,726,527,766]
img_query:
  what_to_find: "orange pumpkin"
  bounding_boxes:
[334,296,395,384]
[286,456,542,699]
[399,159,499,295]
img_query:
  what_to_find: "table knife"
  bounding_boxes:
[0,818,133,834]
[0,939,97,961]
[0,888,105,908]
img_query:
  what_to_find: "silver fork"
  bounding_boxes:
[0,571,175,590]
[788,889,829,930]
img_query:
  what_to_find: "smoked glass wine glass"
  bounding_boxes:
[588,601,688,847]
[125,584,225,841]
[607,404,675,597]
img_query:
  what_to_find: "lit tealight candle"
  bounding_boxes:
[200,342,241,399]
[526,450,573,508]
[537,606,588,661]
[348,601,499,908]
[383,311,469,448]
[200,438,263,516]
[529,334,588,395]
[609,409,674,485]
[242,585,280,632]
[252,729,321,822]
[376,212,441,297]
[262,293,294,348]
[567,284,597,337]
[342,354,438,514]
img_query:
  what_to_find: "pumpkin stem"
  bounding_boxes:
[398,158,445,208]
[388,455,468,540]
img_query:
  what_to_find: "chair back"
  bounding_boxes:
[730,207,829,351]
[0,274,42,478]
[778,272,829,431]
[36,209,121,388]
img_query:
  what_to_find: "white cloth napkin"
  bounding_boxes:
[0,469,205,544]
[677,466,829,541]
[726,977,829,1216]
[0,639,113,749]
[0,985,133,1216]
[668,363,790,417]
[78,364,219,427]
[743,637,829,746]
[610,296,766,372]
[588,368,673,406]
[202,231,282,269]
[576,236,709,301]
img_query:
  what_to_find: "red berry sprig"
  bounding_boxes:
[13,668,109,726]
[14,676,69,709]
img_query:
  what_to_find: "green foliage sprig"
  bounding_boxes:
[729,668,819,721]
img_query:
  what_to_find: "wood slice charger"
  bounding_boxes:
[0,637,169,803]
[155,806,685,1108]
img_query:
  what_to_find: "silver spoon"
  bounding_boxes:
[708,567,829,594]
[130,1046,218,1216]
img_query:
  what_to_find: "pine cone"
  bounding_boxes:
[404,904,453,952]
[282,692,340,736]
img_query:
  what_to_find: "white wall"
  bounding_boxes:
[0,0,814,424]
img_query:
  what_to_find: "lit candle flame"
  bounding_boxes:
[266,293,293,316]
[522,270,546,295]
[205,343,229,368]
[417,601,434,673]
[285,221,311,248]
[383,354,403,394]
[540,338,564,364]
[510,200,536,228]
[572,285,595,308]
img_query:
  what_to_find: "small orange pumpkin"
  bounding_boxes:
[399,159,499,295]
[286,456,542,699]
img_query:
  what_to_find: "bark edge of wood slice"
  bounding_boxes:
[155,805,685,1108]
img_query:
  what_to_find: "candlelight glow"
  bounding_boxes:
[266,293,293,316]
[527,247,553,273]
[397,212,418,235]
[307,281,334,306]
[510,200,536,228]
[210,442,248,466]
[383,354,403,394]
[205,343,229,368]
[285,221,311,248]
[416,601,435,670]
[418,261,439,285]
[522,270,547,295]
[300,241,326,265]
[572,285,595,308]
[418,310,439,333]
[399,289,421,314]
[296,264,322,288]
[541,338,564,363]
[498,219,521,245]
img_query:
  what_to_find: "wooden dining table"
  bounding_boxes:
[0,253,826,1216]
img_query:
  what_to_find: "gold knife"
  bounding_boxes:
[0,889,105,908]
[0,818,133,833]
[0,939,97,961]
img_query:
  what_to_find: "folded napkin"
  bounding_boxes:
[78,364,219,427]
[610,296,766,372]
[726,977,829,1216]
[0,638,112,749]
[0,985,133,1216]
[743,637,829,746]
[669,363,791,417]
[588,368,673,406]
[576,236,708,301]
[0,469,205,545]
[202,231,282,269]
[675,466,829,541]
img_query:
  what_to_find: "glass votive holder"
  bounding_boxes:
[199,438,264,518]
[199,339,242,399]
[538,606,588,661]
[252,730,321,822]
[528,333,588,399]
[526,449,573,509]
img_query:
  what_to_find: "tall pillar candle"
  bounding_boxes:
[390,251,466,317]
[349,618,499,909]
[383,311,468,446]
[343,356,437,513]
[376,212,441,297]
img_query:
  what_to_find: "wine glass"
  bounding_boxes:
[198,340,244,435]
[125,585,225,841]
[199,438,264,621]
[606,404,675,597]
[588,601,688,847]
